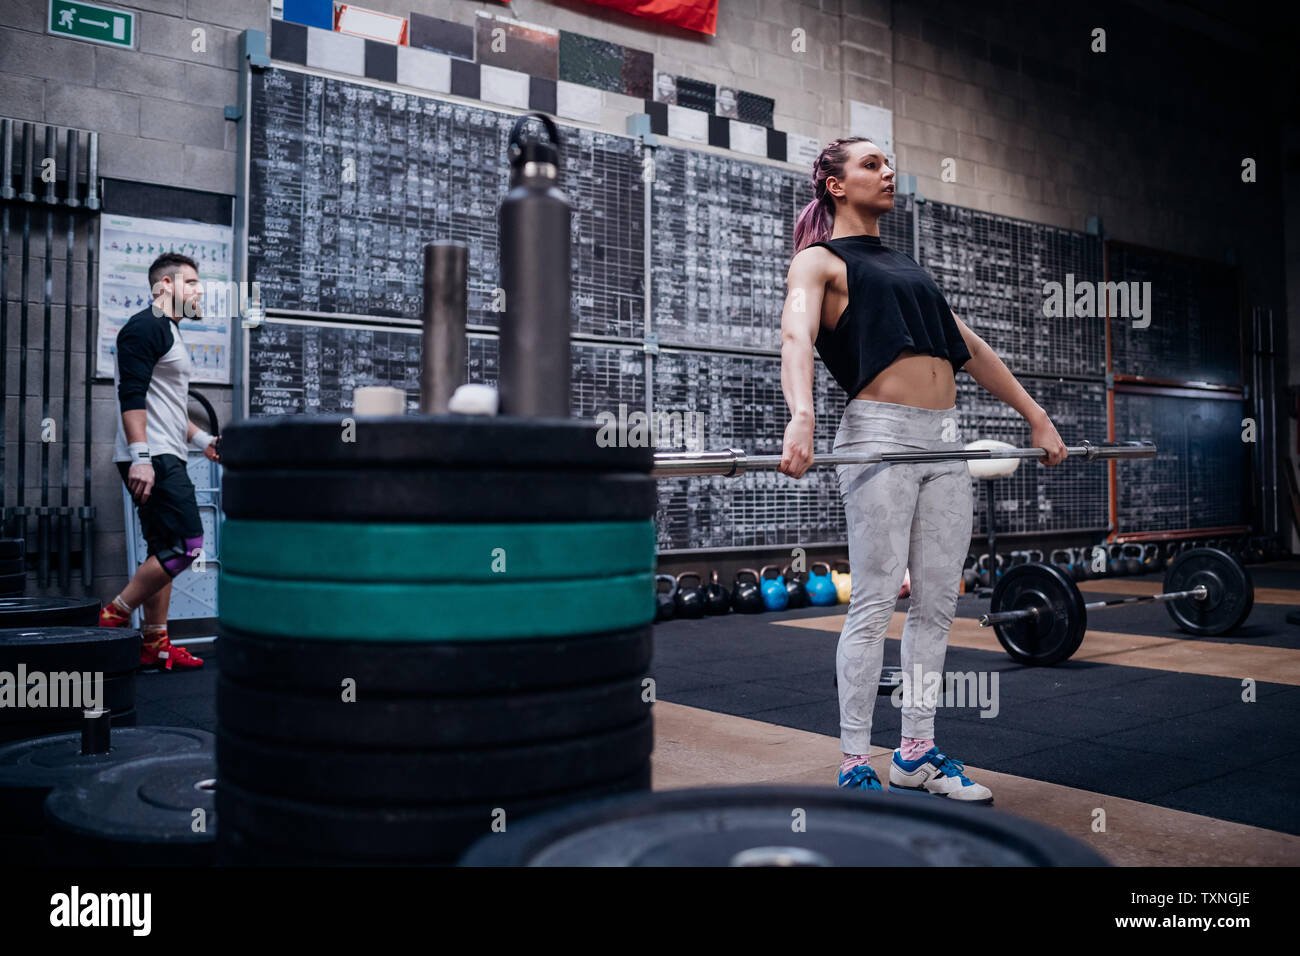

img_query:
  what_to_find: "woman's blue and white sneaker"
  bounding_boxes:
[837,763,884,791]
[888,747,993,805]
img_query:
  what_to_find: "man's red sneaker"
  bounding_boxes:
[141,635,205,671]
[99,602,132,627]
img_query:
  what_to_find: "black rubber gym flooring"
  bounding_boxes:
[134,562,1300,837]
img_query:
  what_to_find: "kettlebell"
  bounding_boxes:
[1106,543,1124,576]
[1141,543,1160,571]
[732,568,764,614]
[655,574,677,622]
[806,562,838,606]
[759,565,789,612]
[961,555,980,591]
[1050,549,1072,578]
[673,571,705,619]
[1076,546,1097,582]
[831,559,852,604]
[704,570,731,615]
[1122,543,1143,575]
[782,565,809,609]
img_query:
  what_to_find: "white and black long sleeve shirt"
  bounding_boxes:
[112,307,194,463]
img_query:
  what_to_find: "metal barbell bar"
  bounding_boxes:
[978,584,1208,627]
[650,439,1157,479]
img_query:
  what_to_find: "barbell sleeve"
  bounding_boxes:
[651,440,1156,479]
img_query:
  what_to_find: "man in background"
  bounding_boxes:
[98,252,219,671]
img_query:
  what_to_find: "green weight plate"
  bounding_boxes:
[220,519,656,581]
[215,625,654,695]
[990,562,1087,666]
[219,570,654,641]
[221,469,657,523]
[219,414,653,472]
[1163,547,1253,635]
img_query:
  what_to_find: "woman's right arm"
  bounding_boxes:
[779,249,827,479]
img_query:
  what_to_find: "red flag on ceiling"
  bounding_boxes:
[579,0,717,37]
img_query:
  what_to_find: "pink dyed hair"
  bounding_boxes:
[792,136,872,255]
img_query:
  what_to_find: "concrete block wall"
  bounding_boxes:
[0,0,1293,604]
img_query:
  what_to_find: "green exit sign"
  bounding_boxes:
[48,0,136,49]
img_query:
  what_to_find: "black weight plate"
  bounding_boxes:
[43,753,216,866]
[990,563,1087,666]
[0,626,140,673]
[217,716,653,804]
[0,597,101,628]
[0,708,138,745]
[220,414,653,473]
[216,624,653,695]
[1,672,135,723]
[458,785,1109,867]
[0,558,23,576]
[218,674,650,749]
[0,726,213,834]
[0,539,23,560]
[1163,547,1253,635]
[216,765,651,864]
[222,469,657,523]
[0,572,25,594]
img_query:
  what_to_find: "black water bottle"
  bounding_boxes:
[498,112,571,418]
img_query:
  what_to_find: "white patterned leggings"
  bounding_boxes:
[833,398,974,754]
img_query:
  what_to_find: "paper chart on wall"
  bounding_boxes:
[96,214,234,384]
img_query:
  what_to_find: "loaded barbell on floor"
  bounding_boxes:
[977,547,1254,666]
[650,440,1156,478]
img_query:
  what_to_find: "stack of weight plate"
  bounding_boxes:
[0,539,25,595]
[0,725,214,860]
[0,625,140,744]
[215,415,658,865]
[43,751,218,866]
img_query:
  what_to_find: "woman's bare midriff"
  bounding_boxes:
[855,351,956,410]
[819,250,957,411]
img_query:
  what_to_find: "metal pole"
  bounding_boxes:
[39,125,56,588]
[59,128,78,589]
[649,441,1158,478]
[418,242,467,414]
[14,123,34,546]
[0,119,12,534]
[80,133,97,589]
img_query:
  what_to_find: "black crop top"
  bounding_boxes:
[809,235,972,398]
